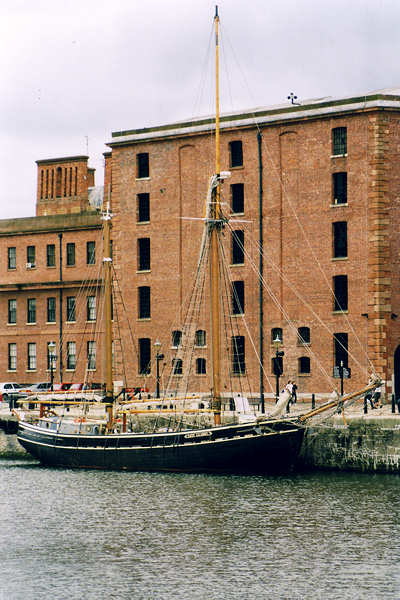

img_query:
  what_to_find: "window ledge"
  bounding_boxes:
[65,369,76,372]
[136,177,151,181]
[136,270,151,274]
[194,346,207,349]
[138,318,151,321]
[86,320,96,324]
[26,322,37,326]
[137,221,150,225]
[7,370,17,373]
[332,257,348,261]
[46,321,56,325]
[7,323,16,326]
[331,153,347,158]
[299,373,311,377]
[26,370,37,373]
[333,310,349,315]
[230,263,244,268]
[231,212,245,217]
[229,166,244,170]
[7,268,16,271]
[297,342,311,347]
[195,374,207,377]
[87,369,97,372]
[46,265,56,269]
[330,203,348,208]
[66,264,76,268]
[231,313,245,318]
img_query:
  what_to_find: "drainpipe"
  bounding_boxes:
[258,131,264,412]
[58,233,63,382]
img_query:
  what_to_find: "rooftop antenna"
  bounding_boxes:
[287,92,301,106]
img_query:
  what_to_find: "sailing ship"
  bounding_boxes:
[16,8,380,473]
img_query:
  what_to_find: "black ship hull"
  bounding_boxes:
[17,419,304,474]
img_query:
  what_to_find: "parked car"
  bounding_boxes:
[0,382,29,403]
[29,382,52,393]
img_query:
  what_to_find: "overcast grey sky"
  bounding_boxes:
[1,0,399,219]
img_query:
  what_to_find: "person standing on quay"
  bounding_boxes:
[292,381,297,404]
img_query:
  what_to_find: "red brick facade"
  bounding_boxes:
[2,90,400,400]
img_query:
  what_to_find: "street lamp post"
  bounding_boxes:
[48,341,57,392]
[273,335,284,404]
[154,340,164,399]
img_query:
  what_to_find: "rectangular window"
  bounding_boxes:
[232,280,245,315]
[27,343,37,370]
[87,241,95,265]
[172,358,183,375]
[334,332,348,368]
[67,341,76,370]
[196,357,206,375]
[137,193,150,222]
[66,243,76,266]
[332,127,347,156]
[137,153,150,178]
[333,221,347,258]
[138,338,151,374]
[66,296,76,322]
[298,327,310,345]
[8,343,17,371]
[8,247,16,270]
[333,275,348,311]
[232,230,244,264]
[8,299,16,324]
[27,298,36,324]
[47,297,56,323]
[298,356,311,374]
[172,330,182,347]
[232,335,245,374]
[333,172,347,204]
[87,296,96,321]
[138,286,151,319]
[138,238,151,271]
[27,246,36,267]
[229,141,243,167]
[231,184,244,214]
[87,341,96,370]
[47,244,56,267]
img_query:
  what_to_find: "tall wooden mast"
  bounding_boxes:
[210,5,221,425]
[103,189,113,426]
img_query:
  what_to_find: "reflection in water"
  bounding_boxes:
[0,460,399,599]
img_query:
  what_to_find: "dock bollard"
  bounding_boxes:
[364,397,368,414]
[392,394,396,414]
[311,394,315,410]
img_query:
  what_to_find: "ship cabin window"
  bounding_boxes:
[298,356,310,374]
[137,238,151,271]
[8,247,16,270]
[333,221,347,258]
[87,341,96,370]
[333,275,348,311]
[332,172,347,205]
[195,330,206,347]
[232,335,245,375]
[8,343,17,371]
[232,230,244,264]
[137,193,150,222]
[27,343,37,370]
[66,243,76,266]
[139,338,151,374]
[27,298,36,324]
[229,140,243,168]
[334,332,348,369]
[67,341,76,370]
[87,241,96,265]
[271,328,283,345]
[298,327,310,345]
[66,296,76,322]
[332,127,347,156]
[8,299,16,324]
[47,297,56,323]
[27,245,36,268]
[196,358,206,375]
[87,296,96,321]
[231,183,244,214]
[137,153,150,178]
[138,286,151,319]
[172,358,183,375]
[172,330,182,348]
[232,281,245,315]
[47,244,56,267]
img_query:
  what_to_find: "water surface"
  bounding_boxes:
[1,460,399,599]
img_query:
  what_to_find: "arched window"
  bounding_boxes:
[195,330,206,347]
[298,356,310,374]
[298,327,310,345]
[271,328,283,344]
[171,330,182,347]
